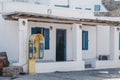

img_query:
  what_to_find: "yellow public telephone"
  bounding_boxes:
[28,34,45,74]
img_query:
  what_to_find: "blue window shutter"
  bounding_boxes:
[82,31,88,50]
[82,31,85,50]
[44,28,50,49]
[85,31,88,50]
[32,28,37,34]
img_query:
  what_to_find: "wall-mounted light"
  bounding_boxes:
[47,9,52,15]
[117,28,120,31]
[22,21,26,26]
[50,26,53,30]
[79,25,82,29]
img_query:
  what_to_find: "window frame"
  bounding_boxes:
[44,28,50,50]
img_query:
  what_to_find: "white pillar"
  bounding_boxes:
[18,19,28,72]
[72,24,82,62]
[110,27,119,61]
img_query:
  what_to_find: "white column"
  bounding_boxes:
[18,19,28,72]
[72,24,82,62]
[110,27,119,61]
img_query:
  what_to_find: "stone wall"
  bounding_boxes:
[94,9,120,17]
[102,0,120,11]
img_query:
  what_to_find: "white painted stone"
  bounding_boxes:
[82,26,97,60]
[72,24,82,62]
[110,27,119,60]
[18,19,28,72]
[0,0,120,73]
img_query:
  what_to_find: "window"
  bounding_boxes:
[75,7,82,10]
[85,8,91,10]
[32,27,50,50]
[94,5,101,11]
[55,5,69,8]
[12,0,28,2]
[82,31,88,50]
[54,0,69,8]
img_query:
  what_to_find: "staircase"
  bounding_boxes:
[94,0,120,17]
[102,0,120,11]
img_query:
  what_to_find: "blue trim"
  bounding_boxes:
[32,28,37,34]
[64,30,66,61]
[82,31,88,50]
[44,28,50,50]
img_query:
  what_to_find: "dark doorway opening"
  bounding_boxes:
[56,29,66,61]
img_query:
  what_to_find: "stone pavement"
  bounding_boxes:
[1,68,120,80]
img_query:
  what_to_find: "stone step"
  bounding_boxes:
[2,66,23,77]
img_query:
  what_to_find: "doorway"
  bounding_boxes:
[56,29,66,61]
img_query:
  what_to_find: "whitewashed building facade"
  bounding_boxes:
[0,0,120,73]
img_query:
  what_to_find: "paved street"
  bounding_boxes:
[1,68,120,80]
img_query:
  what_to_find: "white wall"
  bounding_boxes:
[51,0,107,12]
[95,60,120,69]
[36,61,84,73]
[97,26,110,56]
[70,0,106,11]
[82,26,97,60]
[110,27,120,60]
[28,22,73,61]
[0,0,107,12]
[0,14,19,62]
[51,0,68,6]
[0,2,1,12]
[82,25,111,60]
[0,14,73,63]
[1,2,95,19]
[0,0,12,2]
